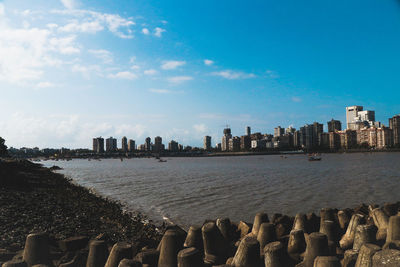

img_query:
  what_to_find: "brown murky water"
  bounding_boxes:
[44,152,400,228]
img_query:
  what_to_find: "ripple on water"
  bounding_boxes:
[44,153,400,228]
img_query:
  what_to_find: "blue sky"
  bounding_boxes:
[1,0,400,148]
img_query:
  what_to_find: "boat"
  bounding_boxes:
[158,159,167,162]
[308,153,322,161]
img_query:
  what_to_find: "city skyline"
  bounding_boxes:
[1,0,400,148]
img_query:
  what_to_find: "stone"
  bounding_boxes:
[339,214,364,250]
[177,247,203,267]
[354,243,381,267]
[105,242,133,267]
[231,236,261,267]
[371,249,400,267]
[313,256,340,267]
[251,213,269,237]
[257,223,276,255]
[22,233,50,266]
[86,240,109,267]
[158,230,184,267]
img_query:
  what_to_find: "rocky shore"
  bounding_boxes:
[2,160,400,266]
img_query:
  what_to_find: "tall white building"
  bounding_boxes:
[346,106,376,130]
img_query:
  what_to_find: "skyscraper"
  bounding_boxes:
[121,136,128,152]
[145,137,151,151]
[221,127,232,152]
[327,119,342,132]
[128,139,135,152]
[203,136,211,150]
[389,115,400,146]
[246,126,251,136]
[274,126,284,137]
[346,106,363,129]
[153,136,163,152]
[106,137,117,152]
[92,137,104,153]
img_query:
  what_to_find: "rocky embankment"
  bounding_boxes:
[2,160,400,266]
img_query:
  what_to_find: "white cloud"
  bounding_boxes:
[36,81,55,88]
[49,35,80,54]
[142,28,150,35]
[131,65,140,70]
[204,59,214,66]
[144,69,158,75]
[211,70,255,80]
[71,64,101,78]
[52,9,135,39]
[108,71,137,80]
[59,20,104,34]
[193,124,207,133]
[0,3,5,16]
[154,27,166,37]
[60,0,79,10]
[46,23,59,30]
[291,97,302,103]
[167,76,193,84]
[88,49,113,64]
[161,60,186,70]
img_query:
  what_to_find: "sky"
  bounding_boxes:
[1,0,400,149]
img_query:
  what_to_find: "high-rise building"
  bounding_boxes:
[313,122,323,147]
[389,115,400,146]
[327,119,342,132]
[128,139,135,152]
[274,126,284,137]
[240,135,251,150]
[346,106,363,129]
[145,137,151,151]
[121,136,128,152]
[377,127,393,149]
[92,137,104,153]
[229,136,241,151]
[153,136,163,152]
[106,137,117,152]
[346,106,376,130]
[221,127,232,151]
[168,140,179,151]
[203,136,211,150]
[285,126,296,134]
[329,132,341,150]
[246,126,251,136]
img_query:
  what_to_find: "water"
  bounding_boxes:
[42,153,400,228]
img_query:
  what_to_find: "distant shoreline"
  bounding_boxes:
[18,148,400,161]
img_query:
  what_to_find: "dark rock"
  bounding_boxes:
[58,236,88,252]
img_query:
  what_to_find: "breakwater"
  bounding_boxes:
[3,205,400,266]
[2,160,400,266]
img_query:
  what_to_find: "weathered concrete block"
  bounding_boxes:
[177,247,203,267]
[22,233,50,266]
[354,243,381,267]
[371,249,400,267]
[59,236,89,252]
[313,256,340,267]
[231,236,261,267]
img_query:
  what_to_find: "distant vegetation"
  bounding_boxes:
[0,137,8,157]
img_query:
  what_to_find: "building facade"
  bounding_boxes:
[128,139,135,152]
[106,137,117,152]
[389,115,400,146]
[121,136,128,152]
[203,136,211,150]
[327,119,342,132]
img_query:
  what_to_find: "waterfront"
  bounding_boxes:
[43,153,400,228]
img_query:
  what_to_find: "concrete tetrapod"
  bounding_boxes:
[86,240,109,267]
[370,208,388,242]
[353,225,377,252]
[184,226,203,252]
[339,214,364,250]
[231,236,261,267]
[134,249,159,267]
[251,213,269,237]
[341,250,358,267]
[117,259,142,267]
[371,249,400,267]
[313,256,340,267]
[264,241,286,267]
[257,223,277,255]
[22,233,50,267]
[2,260,28,267]
[301,232,329,267]
[202,222,229,265]
[319,221,337,244]
[216,218,233,242]
[287,229,306,255]
[293,214,307,232]
[337,210,350,233]
[158,229,184,267]
[386,215,400,244]
[354,243,381,267]
[105,242,133,267]
[177,247,203,267]
[320,209,336,227]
